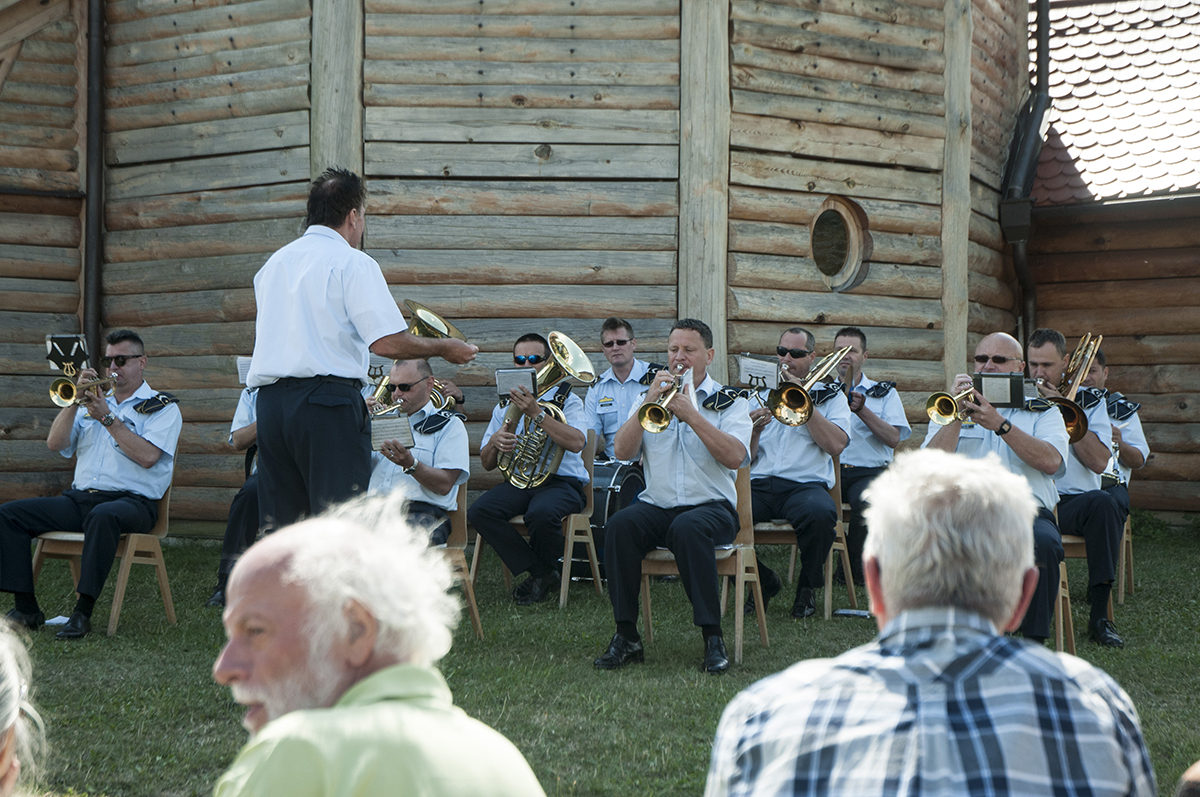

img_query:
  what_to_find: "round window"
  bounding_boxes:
[811,210,849,277]
[809,197,872,293]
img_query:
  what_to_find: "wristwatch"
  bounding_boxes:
[532,410,547,426]
[100,413,116,428]
[401,461,418,475]
[996,419,1012,436]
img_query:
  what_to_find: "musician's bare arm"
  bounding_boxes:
[854,401,902,449]
[806,409,849,457]
[1072,430,1112,474]
[46,404,78,452]
[230,422,257,452]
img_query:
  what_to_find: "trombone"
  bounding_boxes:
[1041,332,1103,444]
[50,375,116,408]
[638,365,690,433]
[761,345,854,427]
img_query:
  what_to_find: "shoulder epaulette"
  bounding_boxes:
[134,393,178,414]
[413,410,459,435]
[864,381,897,399]
[701,386,745,412]
[1106,391,1141,421]
[1023,397,1055,412]
[1075,386,1104,410]
[638,363,668,387]
[806,382,841,407]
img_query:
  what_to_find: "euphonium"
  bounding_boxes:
[496,332,596,489]
[926,388,976,426]
[1042,332,1103,444]
[403,299,467,341]
[766,345,854,426]
[50,375,117,408]
[638,365,689,433]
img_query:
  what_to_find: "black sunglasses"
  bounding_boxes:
[387,381,423,394]
[974,355,1018,365]
[514,354,545,365]
[776,347,813,360]
[101,355,139,368]
[602,339,631,348]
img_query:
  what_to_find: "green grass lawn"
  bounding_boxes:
[20,510,1200,797]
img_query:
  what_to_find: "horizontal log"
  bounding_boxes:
[732,63,944,118]
[1098,336,1200,366]
[0,342,65,374]
[107,64,310,116]
[732,19,943,72]
[106,40,308,90]
[0,167,79,193]
[1105,366,1200,395]
[732,0,942,51]
[0,0,70,56]
[0,276,78,313]
[729,321,944,360]
[729,251,940,298]
[104,86,310,133]
[172,453,245,488]
[144,355,243,389]
[0,408,60,441]
[731,149,941,206]
[364,107,678,145]
[1127,394,1199,424]
[0,211,79,248]
[0,243,78,280]
[0,310,77,343]
[365,13,679,39]
[13,39,73,66]
[364,142,679,180]
[0,122,77,150]
[366,215,677,250]
[365,83,679,111]
[729,286,943,330]
[0,80,74,108]
[1029,217,1200,256]
[1040,277,1200,312]
[1,376,69,408]
[117,322,256,358]
[0,192,81,218]
[1127,480,1200,512]
[1140,452,1200,483]
[374,248,675,285]
[968,271,1015,311]
[1030,247,1200,284]
[106,17,310,68]
[0,440,73,472]
[106,0,310,46]
[104,252,266,294]
[731,42,942,98]
[178,421,238,455]
[1039,307,1200,337]
[744,0,942,33]
[419,318,675,353]
[730,112,942,171]
[0,101,74,128]
[170,486,240,521]
[728,186,941,235]
[106,182,308,231]
[105,217,302,263]
[169,388,244,421]
[365,59,679,87]
[107,110,309,168]
[366,0,680,13]
[386,284,676,319]
[968,302,1014,336]
[365,35,680,63]
[967,239,1006,279]
[733,88,943,139]
[728,219,941,266]
[0,471,75,501]
[0,145,77,172]
[969,178,999,221]
[366,179,677,217]
[104,288,256,327]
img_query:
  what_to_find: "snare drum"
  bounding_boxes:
[590,460,645,534]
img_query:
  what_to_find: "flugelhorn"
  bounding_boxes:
[638,365,690,433]
[926,388,975,426]
[50,375,116,408]
[766,345,854,426]
[1042,332,1103,444]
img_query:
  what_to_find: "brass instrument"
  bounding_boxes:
[368,373,399,417]
[404,299,467,341]
[496,332,596,489]
[766,345,854,426]
[430,379,457,412]
[50,375,116,408]
[926,388,976,426]
[1042,332,1103,444]
[638,365,689,433]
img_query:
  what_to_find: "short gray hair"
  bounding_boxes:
[862,449,1037,627]
[271,491,459,667]
[0,628,45,785]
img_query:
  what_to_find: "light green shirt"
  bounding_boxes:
[213,664,546,797]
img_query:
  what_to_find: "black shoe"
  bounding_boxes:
[1088,618,1125,648]
[744,567,783,616]
[702,635,729,674]
[55,611,91,640]
[205,586,226,608]
[5,608,44,631]
[514,571,559,606]
[791,587,816,619]
[594,633,644,669]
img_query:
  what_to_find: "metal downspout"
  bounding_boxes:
[83,0,104,359]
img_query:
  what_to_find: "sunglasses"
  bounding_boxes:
[514,354,545,365]
[776,347,813,359]
[974,355,1018,365]
[101,355,139,368]
[602,339,631,348]
[387,381,423,394]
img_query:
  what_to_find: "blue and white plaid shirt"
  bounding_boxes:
[706,607,1156,797]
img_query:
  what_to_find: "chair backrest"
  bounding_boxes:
[148,485,172,539]
[445,485,468,549]
[581,430,597,516]
[732,467,753,546]
[830,453,843,524]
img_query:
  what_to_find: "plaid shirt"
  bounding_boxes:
[706,607,1156,797]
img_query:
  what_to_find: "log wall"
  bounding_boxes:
[1030,204,1200,513]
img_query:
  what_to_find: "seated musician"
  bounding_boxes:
[594,319,752,674]
[831,327,911,584]
[746,328,851,620]
[924,332,1068,645]
[1028,329,1126,648]
[0,330,182,640]
[584,317,662,461]
[369,359,469,546]
[206,385,259,609]
[468,334,589,605]
[1082,347,1149,519]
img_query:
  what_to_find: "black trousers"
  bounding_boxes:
[1104,482,1130,519]
[407,500,450,546]
[1058,490,1123,588]
[468,476,586,576]
[840,465,885,577]
[1021,508,1064,640]
[604,500,738,628]
[218,474,259,577]
[0,489,157,599]
[751,477,837,592]
[256,377,371,532]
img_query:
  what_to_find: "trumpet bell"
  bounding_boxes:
[403,299,467,341]
[925,387,975,426]
[50,377,77,407]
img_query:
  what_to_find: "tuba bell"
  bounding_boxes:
[496,332,596,489]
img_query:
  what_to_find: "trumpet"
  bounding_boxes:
[638,365,690,433]
[762,345,853,426]
[50,375,117,408]
[926,387,976,426]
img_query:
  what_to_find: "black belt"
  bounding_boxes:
[277,375,362,388]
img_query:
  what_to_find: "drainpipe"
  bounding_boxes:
[1000,0,1050,344]
[83,0,104,359]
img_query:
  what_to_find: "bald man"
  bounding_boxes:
[923,333,1070,645]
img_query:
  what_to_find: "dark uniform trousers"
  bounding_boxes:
[406,500,450,547]
[751,476,837,593]
[1021,508,1064,640]
[218,474,259,577]
[0,489,157,599]
[1104,482,1130,519]
[256,377,371,532]
[840,465,885,577]
[468,475,586,576]
[1058,490,1123,588]
[605,500,738,628]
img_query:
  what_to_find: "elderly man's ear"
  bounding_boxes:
[343,600,379,668]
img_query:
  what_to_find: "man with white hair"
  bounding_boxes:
[212,494,545,797]
[705,448,1156,797]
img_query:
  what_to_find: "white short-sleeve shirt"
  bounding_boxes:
[481,387,590,485]
[841,374,912,468]
[750,385,852,489]
[1056,392,1113,496]
[368,401,470,512]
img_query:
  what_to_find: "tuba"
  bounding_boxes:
[404,299,467,341]
[765,346,853,426]
[1041,332,1102,444]
[496,332,595,489]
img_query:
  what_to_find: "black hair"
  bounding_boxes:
[1029,328,1067,357]
[671,319,713,348]
[305,167,367,229]
[105,329,145,355]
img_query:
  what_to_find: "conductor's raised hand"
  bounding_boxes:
[442,339,479,365]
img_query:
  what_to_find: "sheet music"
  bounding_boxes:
[46,335,88,372]
[371,415,414,450]
[737,355,778,390]
[236,356,252,384]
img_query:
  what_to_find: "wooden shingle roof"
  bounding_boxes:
[1032,0,1200,205]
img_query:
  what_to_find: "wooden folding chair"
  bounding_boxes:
[469,431,599,608]
[1053,560,1076,655]
[32,486,177,636]
[434,488,482,639]
[1060,534,1115,624]
[639,467,768,665]
[1118,513,1133,602]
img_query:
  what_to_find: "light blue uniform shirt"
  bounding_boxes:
[230,387,258,475]
[841,374,911,468]
[629,374,752,509]
[369,400,470,512]
[481,388,590,485]
[584,358,653,460]
[922,406,1069,512]
[1057,398,1113,496]
[61,380,183,500]
[750,384,852,489]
